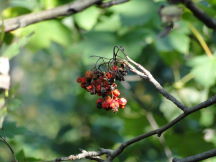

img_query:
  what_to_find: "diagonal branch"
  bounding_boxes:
[120,47,188,112]
[49,55,216,162]
[0,0,129,32]
[47,149,113,162]
[169,0,216,29]
[105,53,216,160]
[109,84,216,160]
[173,148,216,162]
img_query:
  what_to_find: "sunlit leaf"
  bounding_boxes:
[189,56,216,87]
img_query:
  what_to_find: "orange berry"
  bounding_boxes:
[110,100,119,109]
[85,71,93,78]
[112,89,120,97]
[118,98,127,106]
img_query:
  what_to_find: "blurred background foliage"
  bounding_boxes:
[0,0,216,161]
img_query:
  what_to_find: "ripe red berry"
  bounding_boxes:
[77,77,86,83]
[110,100,119,109]
[118,97,127,107]
[76,58,128,112]
[112,65,118,71]
[86,85,93,92]
[112,89,120,97]
[106,72,113,79]
[96,98,103,104]
[119,105,125,109]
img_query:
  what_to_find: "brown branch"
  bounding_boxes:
[108,66,216,160]
[103,49,216,160]
[1,0,129,32]
[118,46,188,112]
[173,148,216,162]
[48,149,113,162]
[98,0,130,8]
[169,0,216,30]
[49,53,216,162]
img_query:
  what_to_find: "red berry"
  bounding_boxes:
[112,89,120,97]
[77,77,86,83]
[118,98,127,106]
[96,98,103,109]
[96,98,103,104]
[102,101,109,109]
[119,105,125,109]
[110,100,119,109]
[112,65,118,71]
[86,85,93,91]
[106,72,113,79]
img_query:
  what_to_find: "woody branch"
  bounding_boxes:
[0,0,129,32]
[168,0,216,29]
[51,56,216,162]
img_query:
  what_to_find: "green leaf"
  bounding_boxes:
[74,6,100,30]
[20,20,72,51]
[166,130,214,156]
[2,7,31,18]
[77,31,117,64]
[16,150,41,162]
[111,0,157,26]
[200,108,214,127]
[156,21,190,54]
[0,121,27,138]
[2,34,32,59]
[160,94,182,121]
[95,14,121,31]
[189,56,216,87]
[169,30,190,54]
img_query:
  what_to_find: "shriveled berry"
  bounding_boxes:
[85,71,93,78]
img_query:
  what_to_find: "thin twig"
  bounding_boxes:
[0,136,17,162]
[169,0,216,29]
[188,23,213,57]
[124,54,188,112]
[48,149,113,162]
[109,94,216,160]
[173,148,216,162]
[48,55,216,162]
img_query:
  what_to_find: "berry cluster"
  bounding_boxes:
[77,62,128,112]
